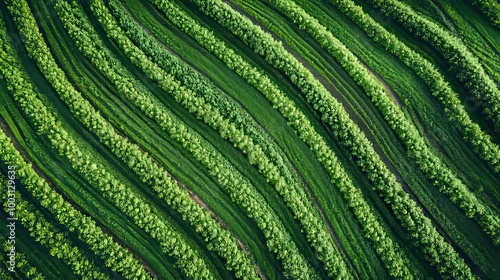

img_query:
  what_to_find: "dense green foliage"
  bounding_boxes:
[55,0,321,278]
[94,1,353,278]
[264,0,500,246]
[325,0,500,175]
[148,0,417,278]
[8,0,260,277]
[184,0,479,278]
[0,11,150,278]
[5,1,217,278]
[0,0,498,279]
[469,0,500,28]
[367,0,500,131]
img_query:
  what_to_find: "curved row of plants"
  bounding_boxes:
[4,1,213,278]
[1,0,495,278]
[469,0,500,28]
[108,1,394,277]
[146,0,472,278]
[7,0,260,278]
[0,65,183,279]
[322,0,500,174]
[105,7,354,258]
[0,12,152,279]
[178,0,477,278]
[0,77,149,280]
[108,0,299,189]
[262,0,500,245]
[366,0,500,131]
[53,0,322,278]
[0,175,108,279]
[90,0,357,278]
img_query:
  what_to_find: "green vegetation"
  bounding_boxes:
[469,0,500,28]
[367,0,500,132]
[262,0,500,245]
[0,0,498,279]
[1,175,108,279]
[7,0,260,277]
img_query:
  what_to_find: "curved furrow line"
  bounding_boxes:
[262,0,500,246]
[182,0,478,278]
[326,0,500,176]
[110,1,391,277]
[6,0,260,278]
[146,0,454,278]
[0,11,153,279]
[0,0,496,278]
[366,0,500,132]
[52,0,320,278]
[0,74,179,279]
[91,0,357,278]
[3,1,215,278]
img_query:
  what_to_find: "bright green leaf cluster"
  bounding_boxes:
[368,0,500,131]
[54,0,320,278]
[184,0,478,278]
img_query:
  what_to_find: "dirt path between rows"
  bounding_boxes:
[359,60,403,107]
[125,0,486,277]
[357,55,488,277]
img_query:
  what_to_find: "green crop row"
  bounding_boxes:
[185,0,477,278]
[4,1,211,278]
[147,0,430,278]
[264,0,500,246]
[324,0,500,173]
[367,0,500,131]
[92,0,354,278]
[0,93,148,277]
[327,0,500,235]
[54,0,320,278]
[0,11,150,279]
[0,175,108,279]
[7,0,259,278]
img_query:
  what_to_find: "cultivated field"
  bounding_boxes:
[0,0,499,279]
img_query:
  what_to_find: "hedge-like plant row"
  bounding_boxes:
[0,240,43,280]
[106,1,323,230]
[4,1,214,278]
[6,0,260,278]
[0,175,108,279]
[107,0,292,179]
[91,1,356,278]
[263,0,500,245]
[147,0,455,278]
[325,0,500,174]
[178,0,478,278]
[1,0,495,278]
[367,0,500,131]
[469,0,500,28]
[0,13,152,279]
[53,0,321,278]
